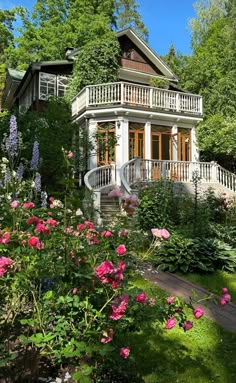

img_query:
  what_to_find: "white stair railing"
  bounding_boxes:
[84,164,116,224]
[120,159,236,193]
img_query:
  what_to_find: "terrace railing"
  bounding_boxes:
[72,82,203,117]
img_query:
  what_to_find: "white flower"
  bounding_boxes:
[76,208,83,216]
[1,157,9,164]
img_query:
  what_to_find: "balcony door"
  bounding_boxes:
[178,132,191,161]
[151,131,172,179]
[97,122,116,166]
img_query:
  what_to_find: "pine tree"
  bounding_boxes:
[115,0,148,40]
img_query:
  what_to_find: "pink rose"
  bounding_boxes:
[193,307,204,319]
[85,221,94,229]
[120,347,130,359]
[165,317,177,329]
[116,244,127,256]
[35,223,51,235]
[72,288,78,294]
[101,328,114,344]
[11,200,20,208]
[0,232,10,244]
[110,294,129,320]
[27,216,40,226]
[134,292,147,303]
[151,228,161,238]
[95,261,115,283]
[166,296,175,304]
[101,230,113,237]
[0,256,13,277]
[222,287,228,294]
[67,151,73,158]
[160,229,170,239]
[28,236,40,247]
[182,321,193,332]
[45,218,59,227]
[220,297,227,306]
[77,223,86,231]
[223,294,231,303]
[23,202,35,209]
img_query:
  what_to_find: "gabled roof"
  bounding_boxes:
[117,28,179,82]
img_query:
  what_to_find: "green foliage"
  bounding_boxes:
[149,77,170,89]
[136,180,176,232]
[68,32,120,98]
[151,234,236,274]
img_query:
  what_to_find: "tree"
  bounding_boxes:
[115,0,148,41]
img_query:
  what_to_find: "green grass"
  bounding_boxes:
[126,274,236,383]
[178,271,236,304]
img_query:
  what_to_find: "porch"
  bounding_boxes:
[72,82,203,118]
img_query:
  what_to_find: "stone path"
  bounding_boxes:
[140,265,236,333]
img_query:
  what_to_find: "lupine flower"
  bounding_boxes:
[6,115,18,157]
[4,170,11,185]
[41,191,48,208]
[120,347,130,359]
[116,244,127,256]
[193,307,204,319]
[16,162,24,181]
[101,328,114,344]
[134,292,147,303]
[30,141,40,170]
[34,174,41,193]
[165,317,177,329]
[182,321,193,332]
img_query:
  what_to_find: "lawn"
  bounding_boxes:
[127,274,236,383]
[178,271,236,304]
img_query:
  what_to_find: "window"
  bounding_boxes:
[39,72,68,100]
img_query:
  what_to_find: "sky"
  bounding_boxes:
[0,0,197,55]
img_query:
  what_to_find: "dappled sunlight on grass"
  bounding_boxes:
[129,274,236,383]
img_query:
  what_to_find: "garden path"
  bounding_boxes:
[141,265,236,333]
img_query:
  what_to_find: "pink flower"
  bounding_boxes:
[35,223,51,235]
[23,202,35,209]
[85,221,94,229]
[193,307,204,319]
[120,230,128,237]
[95,261,115,283]
[45,218,59,227]
[0,256,13,277]
[101,230,113,237]
[222,287,228,294]
[165,317,177,329]
[120,347,130,359]
[110,294,129,320]
[220,297,227,306]
[160,229,170,240]
[134,292,147,303]
[49,196,54,202]
[223,294,231,303]
[77,223,86,231]
[67,151,74,158]
[116,244,127,256]
[11,200,20,208]
[27,216,40,226]
[151,228,162,238]
[28,236,44,249]
[108,187,123,198]
[0,232,10,244]
[101,328,114,344]
[166,296,175,304]
[73,288,78,294]
[182,321,193,332]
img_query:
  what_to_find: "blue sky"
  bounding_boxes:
[0,0,196,55]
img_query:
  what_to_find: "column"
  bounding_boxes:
[191,126,199,162]
[172,124,178,161]
[145,121,151,160]
[88,119,97,170]
[115,118,129,186]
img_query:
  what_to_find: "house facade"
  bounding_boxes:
[71,29,202,184]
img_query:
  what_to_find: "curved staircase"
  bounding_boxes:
[84,159,236,225]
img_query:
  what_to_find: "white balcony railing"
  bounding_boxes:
[72,82,203,117]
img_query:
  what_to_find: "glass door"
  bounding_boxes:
[97,123,116,165]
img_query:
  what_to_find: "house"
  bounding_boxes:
[2,59,73,112]
[2,28,235,223]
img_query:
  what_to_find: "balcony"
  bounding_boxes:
[72,81,203,118]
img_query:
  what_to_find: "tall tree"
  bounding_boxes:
[115,0,148,40]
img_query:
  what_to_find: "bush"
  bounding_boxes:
[151,233,236,274]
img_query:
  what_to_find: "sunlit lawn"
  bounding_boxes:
[127,274,236,383]
[178,271,236,304]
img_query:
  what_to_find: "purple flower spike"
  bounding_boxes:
[31,141,40,171]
